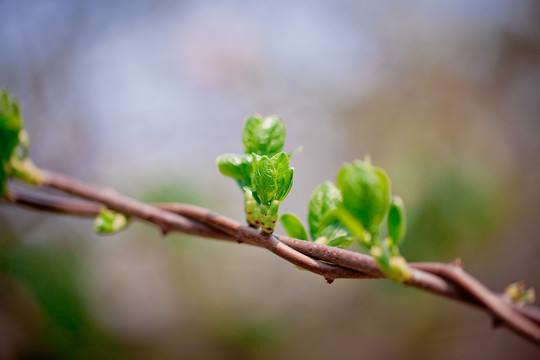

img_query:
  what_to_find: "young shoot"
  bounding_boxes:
[217,114,295,234]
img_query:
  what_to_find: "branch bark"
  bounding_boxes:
[4,172,540,345]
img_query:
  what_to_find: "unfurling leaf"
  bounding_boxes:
[252,155,277,205]
[94,208,128,235]
[275,168,293,202]
[279,213,308,241]
[308,181,342,241]
[243,114,285,156]
[269,151,289,174]
[337,157,391,232]
[388,195,406,246]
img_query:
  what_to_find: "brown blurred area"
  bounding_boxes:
[1,1,540,359]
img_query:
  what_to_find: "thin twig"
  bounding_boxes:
[5,178,540,344]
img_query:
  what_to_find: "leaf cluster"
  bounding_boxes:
[216,114,295,233]
[280,157,409,281]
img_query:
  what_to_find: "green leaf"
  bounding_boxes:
[0,89,23,162]
[335,207,372,247]
[388,195,406,246]
[243,114,263,152]
[336,158,391,232]
[269,152,289,175]
[319,222,354,249]
[275,168,293,202]
[252,155,277,205]
[279,213,308,240]
[94,208,128,235]
[308,181,342,240]
[316,208,354,248]
[0,89,25,196]
[216,153,253,187]
[268,152,294,202]
[0,163,7,197]
[243,114,286,156]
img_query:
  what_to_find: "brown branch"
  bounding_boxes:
[35,170,364,281]
[5,175,540,344]
[412,262,540,343]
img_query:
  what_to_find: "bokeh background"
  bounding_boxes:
[1,0,540,359]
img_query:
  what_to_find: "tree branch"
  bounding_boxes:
[4,172,540,344]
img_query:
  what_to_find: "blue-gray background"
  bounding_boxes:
[1,1,539,359]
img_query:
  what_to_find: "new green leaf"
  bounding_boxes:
[275,168,293,202]
[243,114,286,156]
[216,153,253,188]
[279,213,308,241]
[308,181,342,240]
[270,152,294,202]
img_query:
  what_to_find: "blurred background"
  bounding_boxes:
[1,0,540,359]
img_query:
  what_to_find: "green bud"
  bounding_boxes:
[337,157,391,233]
[388,256,412,283]
[244,189,259,227]
[505,282,536,305]
[370,245,389,273]
[314,236,329,245]
[94,208,128,235]
[260,200,280,234]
